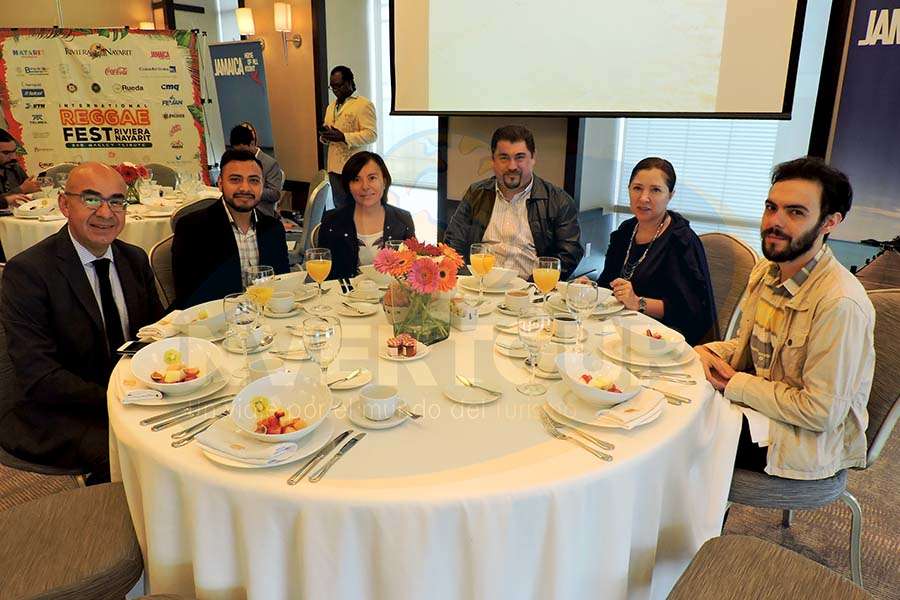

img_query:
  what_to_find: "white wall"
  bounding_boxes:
[325,0,373,100]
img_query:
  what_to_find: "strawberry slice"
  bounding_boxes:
[580,373,592,384]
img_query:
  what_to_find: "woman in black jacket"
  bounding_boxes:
[317,151,415,280]
[597,157,718,345]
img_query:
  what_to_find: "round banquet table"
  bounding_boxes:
[108,283,743,600]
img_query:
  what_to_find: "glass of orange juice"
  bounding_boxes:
[305,247,333,314]
[532,256,561,307]
[469,242,495,300]
[243,265,274,311]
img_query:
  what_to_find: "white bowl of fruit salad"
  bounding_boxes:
[131,337,219,395]
[615,322,685,357]
[170,300,227,339]
[231,370,332,442]
[556,351,641,407]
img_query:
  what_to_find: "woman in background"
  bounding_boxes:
[318,151,415,280]
[597,157,717,344]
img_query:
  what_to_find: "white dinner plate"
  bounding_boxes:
[119,369,230,406]
[598,335,695,368]
[335,302,379,317]
[545,382,663,429]
[379,342,430,362]
[342,288,383,302]
[493,339,528,359]
[222,332,275,354]
[199,415,336,469]
[442,383,500,405]
[263,306,304,319]
[347,399,410,430]
[328,368,372,390]
[547,293,625,317]
[294,286,320,302]
[458,276,529,294]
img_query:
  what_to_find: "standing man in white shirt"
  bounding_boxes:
[319,65,377,209]
[444,125,584,280]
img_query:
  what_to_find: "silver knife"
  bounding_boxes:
[308,432,366,482]
[150,397,234,431]
[139,392,234,426]
[171,410,230,448]
[287,429,353,485]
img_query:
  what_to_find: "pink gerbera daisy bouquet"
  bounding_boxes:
[374,238,463,344]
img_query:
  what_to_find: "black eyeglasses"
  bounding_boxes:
[62,191,129,212]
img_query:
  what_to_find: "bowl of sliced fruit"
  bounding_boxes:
[556,351,641,407]
[131,337,219,395]
[170,300,227,339]
[615,322,685,357]
[231,370,332,442]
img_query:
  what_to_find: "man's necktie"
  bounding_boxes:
[92,258,125,354]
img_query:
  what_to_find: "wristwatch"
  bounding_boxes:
[638,297,647,313]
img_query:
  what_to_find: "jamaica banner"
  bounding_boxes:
[0,28,209,180]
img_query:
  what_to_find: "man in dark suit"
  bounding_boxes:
[172,149,290,308]
[0,162,164,483]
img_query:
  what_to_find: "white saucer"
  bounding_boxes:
[442,383,500,405]
[458,276,529,294]
[222,332,275,354]
[523,358,563,380]
[495,302,541,317]
[493,340,528,359]
[599,335,695,368]
[335,302,379,317]
[379,342,430,362]
[342,289,383,302]
[328,368,372,390]
[550,330,588,345]
[347,399,409,429]
[547,294,625,316]
[494,321,519,335]
[199,415,335,469]
[263,306,303,319]
[293,286,319,302]
[119,370,230,406]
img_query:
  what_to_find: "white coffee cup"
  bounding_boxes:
[538,341,565,372]
[359,384,399,421]
[357,278,377,292]
[553,314,579,339]
[268,291,296,314]
[504,289,531,314]
[248,357,283,381]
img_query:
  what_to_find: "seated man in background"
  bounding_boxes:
[443,125,584,281]
[696,157,875,480]
[0,128,41,209]
[229,123,285,219]
[0,162,164,483]
[172,149,289,308]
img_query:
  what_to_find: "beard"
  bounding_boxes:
[761,218,824,262]
[501,171,522,190]
[223,193,257,213]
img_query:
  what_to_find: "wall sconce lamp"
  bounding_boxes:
[236,7,265,50]
[274,1,302,61]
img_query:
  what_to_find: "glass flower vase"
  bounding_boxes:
[125,182,141,204]
[386,280,451,345]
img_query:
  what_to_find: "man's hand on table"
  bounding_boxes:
[17,177,41,194]
[694,345,735,392]
[3,193,30,207]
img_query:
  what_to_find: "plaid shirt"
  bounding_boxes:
[748,245,826,376]
[222,200,259,270]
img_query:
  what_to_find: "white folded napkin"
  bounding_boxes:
[137,310,183,340]
[38,213,66,222]
[594,389,665,429]
[739,406,771,447]
[196,419,298,464]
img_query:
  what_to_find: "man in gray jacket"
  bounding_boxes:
[444,125,583,280]
[230,124,285,218]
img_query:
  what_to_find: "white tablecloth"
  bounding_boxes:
[108,285,742,600]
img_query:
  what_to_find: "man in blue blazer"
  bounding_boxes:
[172,150,290,308]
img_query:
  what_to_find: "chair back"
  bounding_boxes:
[310,223,321,248]
[865,288,900,465]
[301,179,331,254]
[170,196,219,231]
[150,235,175,307]
[146,163,178,188]
[699,233,759,340]
[43,163,77,185]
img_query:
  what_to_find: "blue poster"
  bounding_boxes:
[208,40,275,153]
[828,1,900,242]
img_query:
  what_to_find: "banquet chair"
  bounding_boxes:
[0,264,88,481]
[0,482,144,600]
[726,288,900,588]
[150,235,175,307]
[667,535,872,599]
[146,163,178,188]
[699,233,758,340]
[170,197,218,231]
[290,178,331,264]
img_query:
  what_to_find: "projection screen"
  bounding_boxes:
[391,0,806,117]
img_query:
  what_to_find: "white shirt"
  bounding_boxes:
[357,231,382,266]
[482,177,537,279]
[67,227,130,341]
[222,200,259,269]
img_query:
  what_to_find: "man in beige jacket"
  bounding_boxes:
[696,157,875,480]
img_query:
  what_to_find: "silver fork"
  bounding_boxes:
[456,374,502,397]
[539,412,612,461]
[171,410,230,447]
[542,409,614,451]
[397,406,422,420]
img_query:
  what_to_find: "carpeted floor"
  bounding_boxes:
[724,431,900,599]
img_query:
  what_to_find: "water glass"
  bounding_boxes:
[565,280,601,351]
[303,316,342,408]
[517,312,553,396]
[223,293,259,380]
